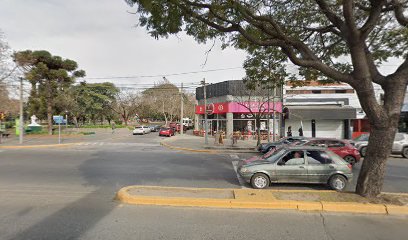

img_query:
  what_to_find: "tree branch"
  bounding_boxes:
[392,0,408,26]
[315,0,346,31]
[360,1,385,38]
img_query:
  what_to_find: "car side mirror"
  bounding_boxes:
[277,161,284,166]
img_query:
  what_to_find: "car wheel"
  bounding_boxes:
[360,147,367,157]
[251,173,269,189]
[329,174,347,192]
[343,155,356,165]
[402,147,408,158]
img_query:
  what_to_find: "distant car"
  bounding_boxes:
[175,124,187,132]
[303,138,361,164]
[148,125,161,132]
[257,137,306,153]
[133,126,151,135]
[159,127,175,137]
[238,146,353,191]
[354,133,408,158]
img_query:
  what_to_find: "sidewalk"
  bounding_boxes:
[0,128,131,148]
[161,134,259,153]
[116,185,408,215]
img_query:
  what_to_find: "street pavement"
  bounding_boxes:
[0,131,407,239]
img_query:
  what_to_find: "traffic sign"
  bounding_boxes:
[53,115,64,124]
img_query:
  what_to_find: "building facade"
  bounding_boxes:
[195,80,283,138]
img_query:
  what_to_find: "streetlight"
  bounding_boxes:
[201,79,208,145]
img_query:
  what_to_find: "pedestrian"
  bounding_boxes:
[111,121,116,134]
[287,126,292,137]
[298,126,303,137]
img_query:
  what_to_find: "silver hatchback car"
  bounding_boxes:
[354,133,408,158]
[238,146,353,191]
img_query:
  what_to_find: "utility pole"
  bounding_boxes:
[201,79,208,145]
[267,86,270,143]
[272,87,276,142]
[19,77,24,144]
[180,82,184,135]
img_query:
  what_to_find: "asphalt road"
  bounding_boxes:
[0,132,407,239]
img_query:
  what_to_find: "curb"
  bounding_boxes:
[0,142,82,149]
[160,138,257,154]
[116,185,408,216]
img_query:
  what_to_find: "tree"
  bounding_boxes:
[235,82,270,146]
[141,79,182,126]
[111,91,140,125]
[55,82,119,126]
[14,50,85,134]
[126,0,408,197]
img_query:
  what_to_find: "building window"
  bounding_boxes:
[311,90,321,94]
[335,90,347,93]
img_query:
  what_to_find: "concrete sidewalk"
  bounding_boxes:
[161,134,259,153]
[116,185,408,215]
[0,128,131,148]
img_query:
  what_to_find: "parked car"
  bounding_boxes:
[238,146,353,191]
[169,122,178,130]
[354,133,408,158]
[159,127,175,137]
[303,138,361,164]
[133,126,151,135]
[175,124,187,132]
[257,136,306,153]
[148,125,161,132]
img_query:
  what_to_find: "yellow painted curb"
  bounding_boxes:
[116,185,407,215]
[0,142,82,149]
[385,205,408,215]
[297,202,323,211]
[322,201,387,214]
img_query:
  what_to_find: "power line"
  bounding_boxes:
[81,67,244,80]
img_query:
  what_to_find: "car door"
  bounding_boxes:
[392,133,404,153]
[275,150,308,183]
[305,150,336,183]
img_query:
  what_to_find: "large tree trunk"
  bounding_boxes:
[355,125,397,197]
[355,78,407,197]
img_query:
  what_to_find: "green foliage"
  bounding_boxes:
[13,50,85,132]
[126,0,408,83]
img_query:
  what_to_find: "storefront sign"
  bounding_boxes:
[196,102,283,114]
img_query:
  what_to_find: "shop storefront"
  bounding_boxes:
[195,101,283,139]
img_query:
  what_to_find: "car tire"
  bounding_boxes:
[360,147,367,157]
[402,147,408,158]
[343,155,356,165]
[251,173,270,189]
[328,174,347,192]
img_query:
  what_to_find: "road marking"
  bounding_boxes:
[229,154,239,159]
[231,160,249,189]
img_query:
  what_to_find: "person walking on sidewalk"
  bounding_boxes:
[298,127,303,137]
[287,126,292,137]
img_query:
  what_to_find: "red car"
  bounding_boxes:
[159,127,175,137]
[304,138,361,164]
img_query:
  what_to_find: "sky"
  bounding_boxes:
[0,0,247,91]
[0,0,403,92]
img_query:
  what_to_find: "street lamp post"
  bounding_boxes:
[201,79,208,145]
